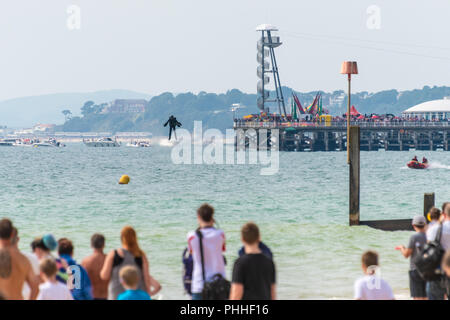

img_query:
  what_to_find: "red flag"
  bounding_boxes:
[292,93,306,114]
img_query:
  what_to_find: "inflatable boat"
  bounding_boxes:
[407,161,429,169]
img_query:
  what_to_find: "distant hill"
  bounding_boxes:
[3,85,450,134]
[59,85,450,136]
[0,90,152,127]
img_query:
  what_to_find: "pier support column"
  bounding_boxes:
[429,131,433,151]
[413,132,418,150]
[424,193,435,219]
[349,126,360,226]
[444,131,448,151]
[325,132,329,151]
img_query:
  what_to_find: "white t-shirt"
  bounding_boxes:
[426,221,438,240]
[354,275,395,300]
[426,220,450,250]
[187,227,226,294]
[22,252,40,300]
[37,281,74,300]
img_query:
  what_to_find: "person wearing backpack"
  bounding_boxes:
[186,203,227,300]
[425,202,450,300]
[395,215,428,300]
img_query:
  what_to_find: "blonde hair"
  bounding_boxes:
[120,226,143,258]
[119,265,139,288]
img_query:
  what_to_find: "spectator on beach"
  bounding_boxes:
[238,241,273,260]
[426,202,450,300]
[32,235,69,284]
[117,265,151,300]
[100,226,152,300]
[57,238,93,300]
[230,222,276,300]
[354,250,395,300]
[395,215,428,300]
[10,228,40,300]
[0,218,39,300]
[187,203,226,300]
[442,251,450,299]
[37,258,73,300]
[81,233,109,300]
[32,234,57,261]
[426,207,441,239]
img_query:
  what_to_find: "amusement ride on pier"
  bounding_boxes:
[233,24,450,153]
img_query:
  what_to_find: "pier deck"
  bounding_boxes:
[234,121,450,151]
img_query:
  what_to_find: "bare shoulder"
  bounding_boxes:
[81,254,92,266]
[105,249,116,259]
[13,250,32,272]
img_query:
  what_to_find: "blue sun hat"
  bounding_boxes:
[42,234,57,251]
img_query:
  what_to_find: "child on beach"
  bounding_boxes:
[395,215,428,300]
[230,222,276,300]
[354,251,395,300]
[37,258,73,300]
[117,265,151,300]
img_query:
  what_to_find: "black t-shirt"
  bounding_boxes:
[231,253,276,300]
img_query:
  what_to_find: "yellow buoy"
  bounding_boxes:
[119,175,130,185]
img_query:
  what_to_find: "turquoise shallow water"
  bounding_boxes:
[1,144,450,299]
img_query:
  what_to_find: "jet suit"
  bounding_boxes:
[164,115,182,140]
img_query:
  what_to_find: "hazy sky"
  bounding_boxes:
[1,0,450,100]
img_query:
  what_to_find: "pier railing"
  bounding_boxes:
[234,121,450,129]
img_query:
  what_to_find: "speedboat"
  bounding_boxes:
[407,161,429,169]
[84,137,120,147]
[0,138,16,146]
[14,139,33,147]
[32,138,65,147]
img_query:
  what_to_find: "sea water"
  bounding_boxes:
[1,144,449,299]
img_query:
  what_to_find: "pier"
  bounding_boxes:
[234,121,450,152]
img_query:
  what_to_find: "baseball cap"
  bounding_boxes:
[42,234,57,251]
[412,215,426,227]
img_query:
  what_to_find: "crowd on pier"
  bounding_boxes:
[0,202,450,300]
[234,113,450,126]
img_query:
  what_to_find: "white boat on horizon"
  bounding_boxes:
[0,138,16,146]
[126,141,151,148]
[84,137,121,147]
[32,138,65,147]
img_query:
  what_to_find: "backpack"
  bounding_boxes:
[238,241,273,259]
[197,230,230,300]
[413,224,445,281]
[182,247,193,295]
[202,274,231,300]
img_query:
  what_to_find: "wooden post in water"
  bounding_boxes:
[349,126,360,226]
[423,193,435,219]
